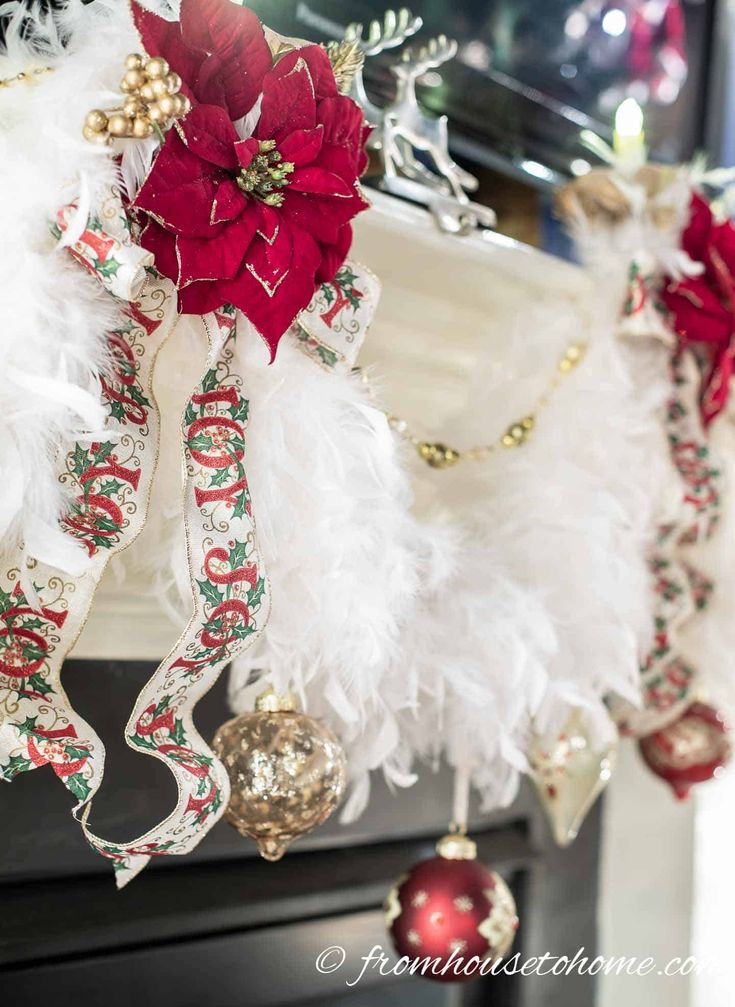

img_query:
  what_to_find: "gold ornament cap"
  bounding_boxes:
[436,830,477,861]
[254,686,297,713]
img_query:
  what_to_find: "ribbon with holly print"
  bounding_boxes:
[612,268,723,736]
[0,191,269,887]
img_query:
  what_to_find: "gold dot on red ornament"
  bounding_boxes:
[429,911,446,927]
[454,895,474,913]
[407,929,422,947]
[411,890,428,908]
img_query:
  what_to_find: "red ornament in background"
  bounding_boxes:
[639,701,732,800]
[385,831,518,984]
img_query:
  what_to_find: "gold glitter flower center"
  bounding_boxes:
[236,140,295,207]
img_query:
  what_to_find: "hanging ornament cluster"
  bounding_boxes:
[213,689,347,861]
[83,52,190,144]
[385,829,518,983]
[638,701,732,800]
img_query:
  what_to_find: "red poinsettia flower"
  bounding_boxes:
[131,0,370,356]
[663,193,735,425]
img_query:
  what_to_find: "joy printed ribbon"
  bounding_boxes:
[614,350,722,736]
[0,192,269,886]
[294,262,381,372]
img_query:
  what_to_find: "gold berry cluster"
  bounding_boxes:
[83,53,191,145]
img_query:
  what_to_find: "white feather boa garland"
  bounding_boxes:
[0,0,152,575]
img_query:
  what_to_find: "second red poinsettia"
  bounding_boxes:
[663,193,735,426]
[131,0,370,357]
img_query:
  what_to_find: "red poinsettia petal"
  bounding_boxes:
[133,128,223,238]
[702,345,735,425]
[272,45,338,102]
[278,126,324,166]
[225,263,320,358]
[179,104,239,169]
[317,95,366,156]
[178,278,228,315]
[233,137,260,170]
[682,193,714,265]
[180,0,272,119]
[251,221,293,286]
[131,1,202,89]
[253,202,281,243]
[211,178,248,224]
[316,224,352,284]
[257,54,318,143]
[711,222,735,301]
[177,213,258,285]
[283,191,348,243]
[663,277,733,345]
[139,219,179,283]
[288,166,354,197]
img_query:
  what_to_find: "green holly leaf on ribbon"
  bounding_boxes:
[169,719,186,747]
[188,432,214,453]
[2,753,32,780]
[24,673,53,697]
[16,716,39,736]
[248,576,267,609]
[71,444,90,477]
[21,617,46,631]
[97,479,125,498]
[228,541,248,570]
[93,442,115,464]
[200,369,220,394]
[232,493,247,520]
[109,399,127,422]
[196,579,225,610]
[93,257,120,279]
[65,773,92,803]
[209,468,233,488]
[229,397,249,424]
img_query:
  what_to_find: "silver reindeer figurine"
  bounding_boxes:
[344,8,423,132]
[383,36,478,201]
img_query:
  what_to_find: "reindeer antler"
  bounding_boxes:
[345,7,423,58]
[413,34,458,71]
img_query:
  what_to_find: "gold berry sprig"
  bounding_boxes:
[83,53,191,145]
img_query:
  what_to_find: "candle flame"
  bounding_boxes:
[614,98,644,139]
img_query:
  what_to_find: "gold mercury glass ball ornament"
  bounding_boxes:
[212,688,348,861]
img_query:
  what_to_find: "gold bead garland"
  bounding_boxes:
[83,52,190,145]
[0,66,53,89]
[377,342,587,469]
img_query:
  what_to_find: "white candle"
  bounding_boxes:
[613,98,645,171]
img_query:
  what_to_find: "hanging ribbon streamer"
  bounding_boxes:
[612,265,722,736]
[0,190,269,887]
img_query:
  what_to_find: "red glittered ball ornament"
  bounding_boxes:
[639,701,732,800]
[385,831,518,984]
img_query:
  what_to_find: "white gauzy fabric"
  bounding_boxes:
[0,0,143,571]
